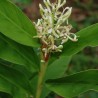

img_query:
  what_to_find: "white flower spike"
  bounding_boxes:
[34,0,78,56]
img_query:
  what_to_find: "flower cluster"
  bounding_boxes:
[34,0,78,57]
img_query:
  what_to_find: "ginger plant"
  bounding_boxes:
[0,0,98,98]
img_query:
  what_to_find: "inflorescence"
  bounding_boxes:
[34,0,78,57]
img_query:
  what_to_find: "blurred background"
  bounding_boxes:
[1,0,98,98]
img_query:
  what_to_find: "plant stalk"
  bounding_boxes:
[35,53,49,98]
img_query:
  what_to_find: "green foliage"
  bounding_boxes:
[0,34,40,72]
[46,70,98,98]
[0,63,32,94]
[62,23,98,56]
[0,77,26,98]
[0,0,98,98]
[0,0,39,47]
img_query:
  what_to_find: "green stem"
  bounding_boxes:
[35,54,48,98]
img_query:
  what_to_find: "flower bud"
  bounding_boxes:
[58,45,63,49]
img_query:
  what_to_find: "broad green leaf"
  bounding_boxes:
[0,63,33,94]
[46,70,98,98]
[62,23,98,56]
[0,0,39,47]
[46,56,71,79]
[0,34,40,72]
[0,59,32,78]
[0,77,26,98]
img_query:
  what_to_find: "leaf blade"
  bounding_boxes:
[0,63,33,94]
[0,0,39,47]
[46,69,98,98]
[0,76,27,98]
[62,23,98,56]
[0,33,40,72]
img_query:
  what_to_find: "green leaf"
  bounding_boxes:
[46,70,98,98]
[0,0,39,47]
[0,63,33,94]
[0,34,40,72]
[62,23,98,56]
[46,56,71,79]
[0,59,32,78]
[0,76,26,98]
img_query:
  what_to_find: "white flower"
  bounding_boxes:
[34,0,78,57]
